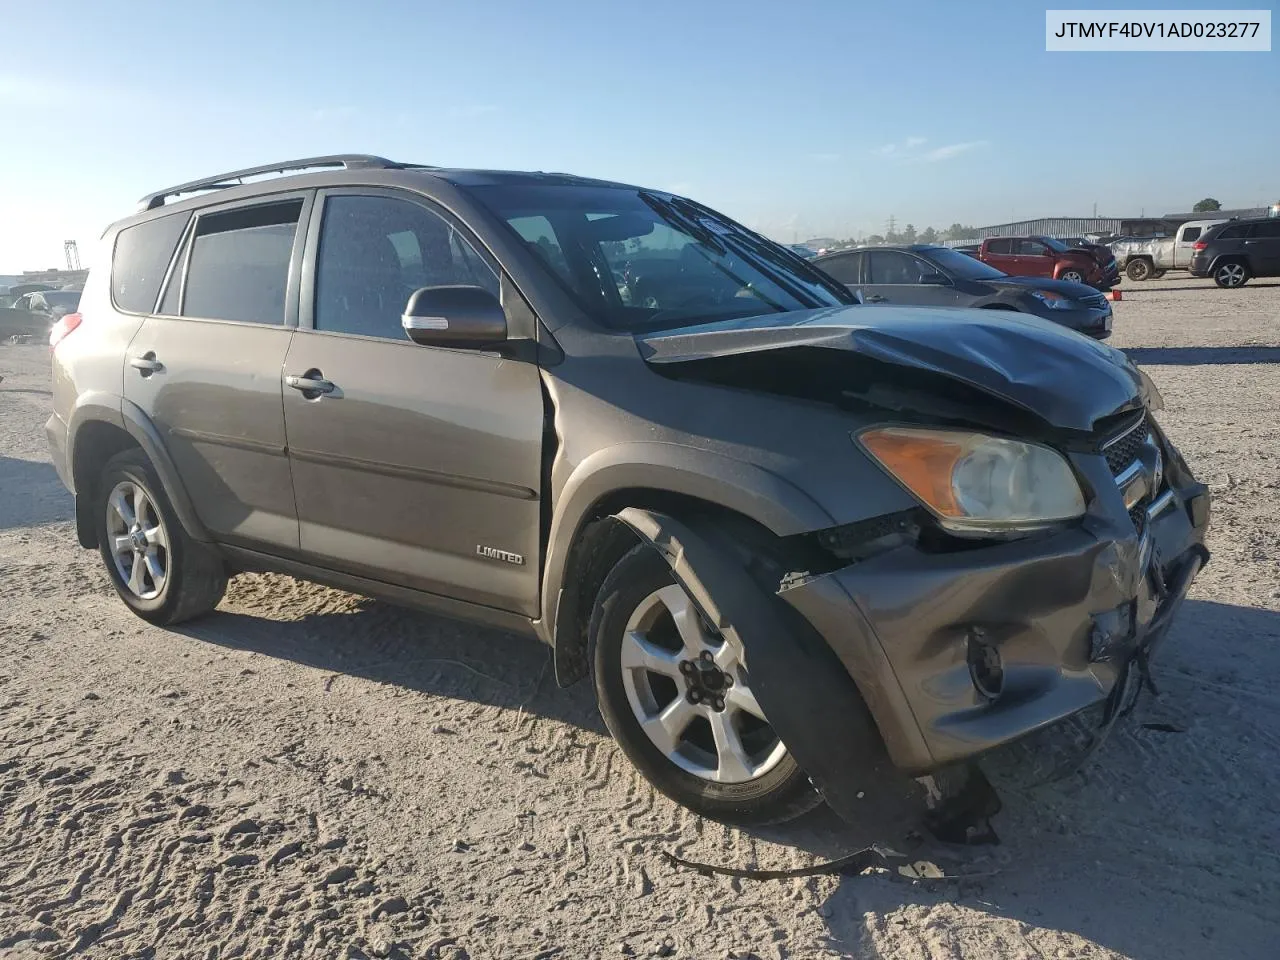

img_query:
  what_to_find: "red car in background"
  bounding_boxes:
[966,235,1119,289]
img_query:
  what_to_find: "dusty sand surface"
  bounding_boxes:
[1,276,1277,959]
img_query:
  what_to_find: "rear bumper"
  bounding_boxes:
[45,412,72,492]
[780,450,1210,774]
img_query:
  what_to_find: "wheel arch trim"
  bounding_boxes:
[68,397,211,545]
[537,441,834,649]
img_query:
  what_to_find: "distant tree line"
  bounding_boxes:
[850,223,977,248]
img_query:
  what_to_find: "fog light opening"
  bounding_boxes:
[967,630,1004,701]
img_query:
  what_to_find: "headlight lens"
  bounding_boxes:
[859,427,1086,531]
[1030,290,1074,310]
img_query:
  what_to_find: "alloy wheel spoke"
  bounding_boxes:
[143,549,165,588]
[712,639,738,672]
[112,535,134,556]
[109,487,136,529]
[127,554,146,595]
[144,522,167,550]
[656,584,713,658]
[725,681,767,721]
[620,630,684,679]
[642,697,695,755]
[709,711,753,782]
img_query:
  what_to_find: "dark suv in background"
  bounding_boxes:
[1189,217,1280,287]
[47,155,1209,831]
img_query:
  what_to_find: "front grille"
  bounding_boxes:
[1129,504,1148,539]
[1081,293,1108,309]
[1102,410,1148,476]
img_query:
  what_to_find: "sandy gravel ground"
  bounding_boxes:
[1,276,1277,960]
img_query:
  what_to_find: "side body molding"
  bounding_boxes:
[610,507,916,827]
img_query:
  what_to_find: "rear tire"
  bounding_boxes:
[1125,259,1152,282]
[591,544,820,826]
[1213,260,1249,288]
[96,448,228,625]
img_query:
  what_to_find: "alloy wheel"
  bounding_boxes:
[619,583,786,784]
[1217,263,1246,287]
[105,480,169,601]
[1061,270,1084,283]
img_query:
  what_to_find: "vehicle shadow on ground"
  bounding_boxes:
[0,456,72,530]
[179,595,608,736]
[179,583,1278,959]
[1125,346,1280,365]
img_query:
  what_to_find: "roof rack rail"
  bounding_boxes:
[138,155,404,211]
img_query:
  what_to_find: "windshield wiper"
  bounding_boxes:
[638,192,728,255]
[666,197,853,307]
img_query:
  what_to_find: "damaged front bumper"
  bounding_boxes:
[781,464,1211,774]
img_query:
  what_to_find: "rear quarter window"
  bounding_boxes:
[111,213,191,313]
[1216,224,1251,240]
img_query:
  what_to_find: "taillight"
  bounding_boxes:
[49,312,82,348]
[1193,241,1208,251]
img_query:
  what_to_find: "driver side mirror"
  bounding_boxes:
[917,272,949,285]
[401,285,507,349]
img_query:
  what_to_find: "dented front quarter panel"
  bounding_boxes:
[611,507,915,824]
[779,446,1209,772]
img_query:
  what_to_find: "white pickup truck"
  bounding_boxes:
[1110,219,1227,281]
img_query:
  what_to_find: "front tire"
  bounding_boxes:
[96,449,227,625]
[591,545,819,826]
[1059,268,1086,284]
[1213,260,1249,288]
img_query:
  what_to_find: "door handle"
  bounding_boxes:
[285,371,336,396]
[129,353,164,375]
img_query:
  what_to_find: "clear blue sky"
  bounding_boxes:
[1,0,1276,271]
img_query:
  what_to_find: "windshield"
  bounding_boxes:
[471,184,854,331]
[926,247,1008,281]
[44,291,81,308]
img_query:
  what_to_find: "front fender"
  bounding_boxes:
[539,441,834,644]
[611,507,915,827]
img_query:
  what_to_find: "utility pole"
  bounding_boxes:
[886,214,896,237]
[63,240,81,271]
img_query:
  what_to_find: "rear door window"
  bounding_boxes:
[986,239,1014,255]
[181,201,303,324]
[867,251,933,284]
[1180,227,1202,242]
[112,212,191,314]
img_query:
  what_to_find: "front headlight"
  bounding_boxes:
[1030,290,1075,310]
[858,427,1086,532]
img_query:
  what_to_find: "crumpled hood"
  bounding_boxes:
[636,304,1144,432]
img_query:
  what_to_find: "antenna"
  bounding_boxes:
[64,240,81,271]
